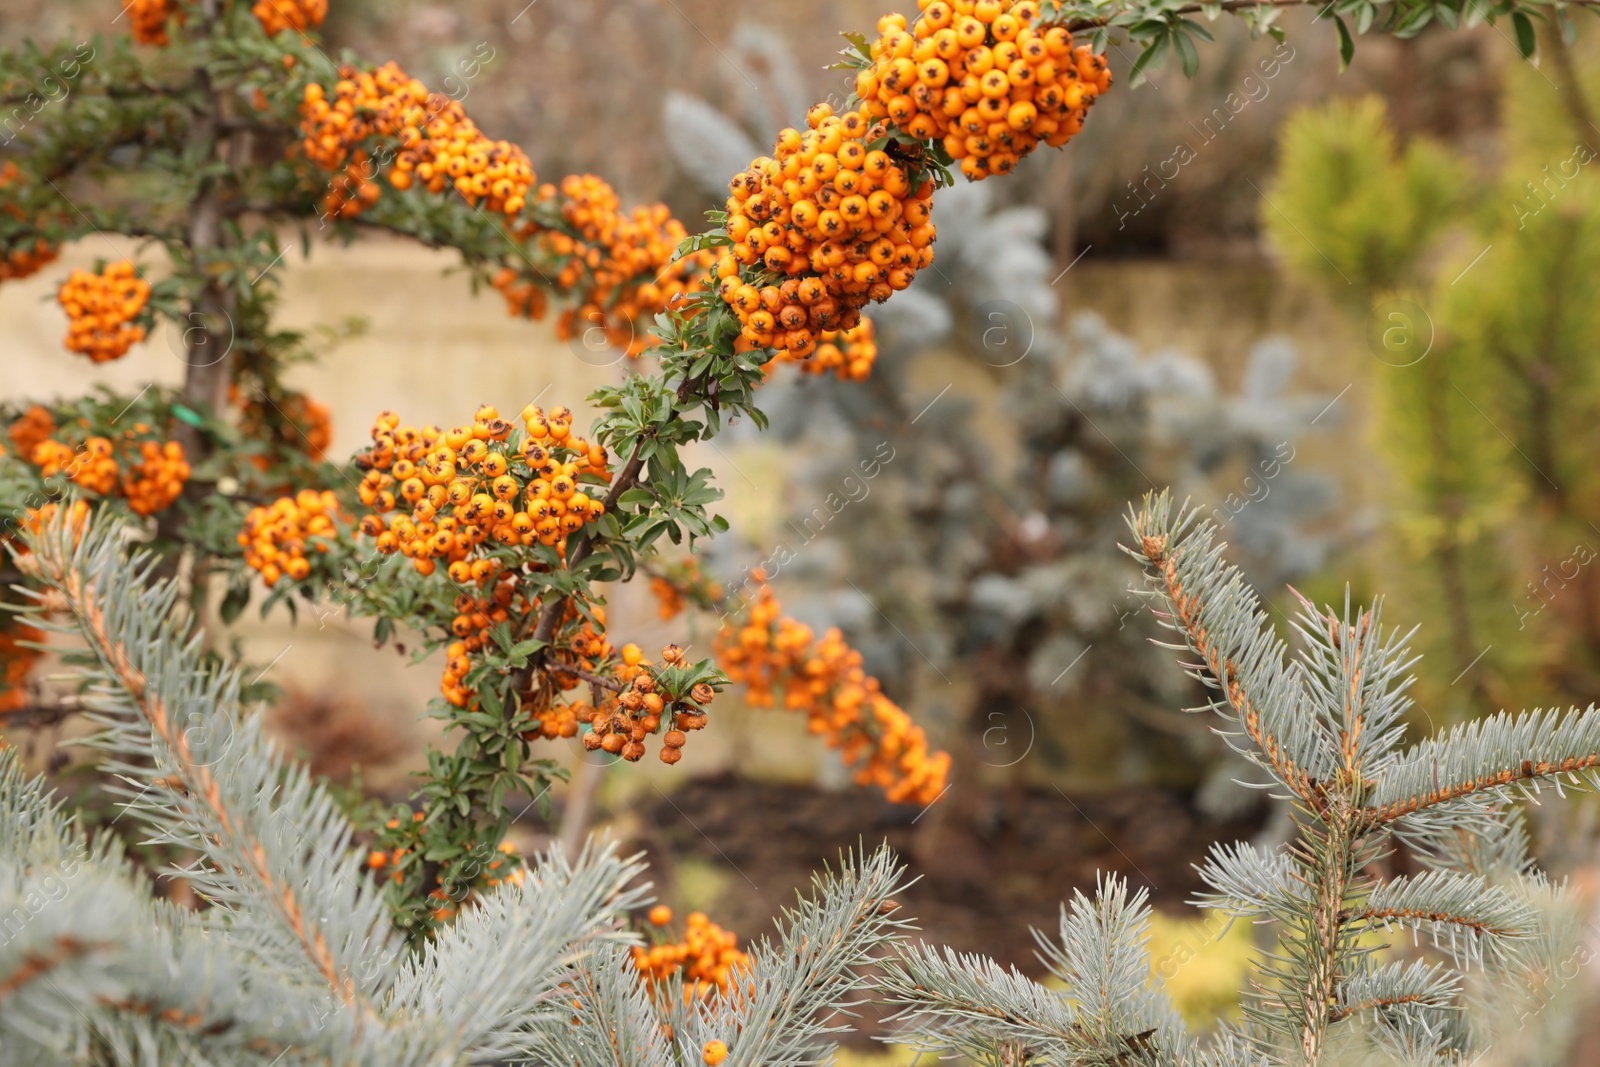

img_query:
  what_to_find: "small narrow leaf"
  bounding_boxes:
[1335,14,1356,70]
[1512,11,1537,57]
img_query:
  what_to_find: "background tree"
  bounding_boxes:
[1264,38,1600,724]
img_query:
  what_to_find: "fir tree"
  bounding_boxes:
[879,492,1589,1066]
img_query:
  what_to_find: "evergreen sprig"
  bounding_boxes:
[0,504,922,1066]
[878,492,1588,1065]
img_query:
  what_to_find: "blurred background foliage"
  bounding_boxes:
[6,0,1600,1054]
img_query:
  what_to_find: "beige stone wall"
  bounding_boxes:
[1,234,827,796]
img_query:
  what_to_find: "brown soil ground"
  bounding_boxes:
[636,774,1263,974]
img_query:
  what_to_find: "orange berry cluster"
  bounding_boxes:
[538,174,714,357]
[529,699,582,740]
[716,581,950,805]
[31,439,86,486]
[33,437,118,495]
[581,643,713,764]
[772,318,878,381]
[632,906,750,999]
[28,429,190,517]
[490,267,549,321]
[21,499,91,546]
[427,840,524,919]
[9,405,57,460]
[295,70,705,351]
[858,1,1111,180]
[238,489,347,587]
[0,236,56,284]
[715,102,936,358]
[57,261,152,363]
[0,622,43,715]
[234,387,334,461]
[368,811,426,885]
[515,630,691,749]
[253,0,326,36]
[438,579,538,708]
[649,575,686,621]
[356,404,610,576]
[128,0,182,45]
[299,64,536,220]
[322,149,382,221]
[646,558,724,621]
[0,163,59,284]
[119,440,191,516]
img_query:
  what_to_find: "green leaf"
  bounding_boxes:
[617,487,655,509]
[1127,33,1169,87]
[1334,14,1355,70]
[1174,28,1199,77]
[219,581,250,625]
[1512,11,1536,57]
